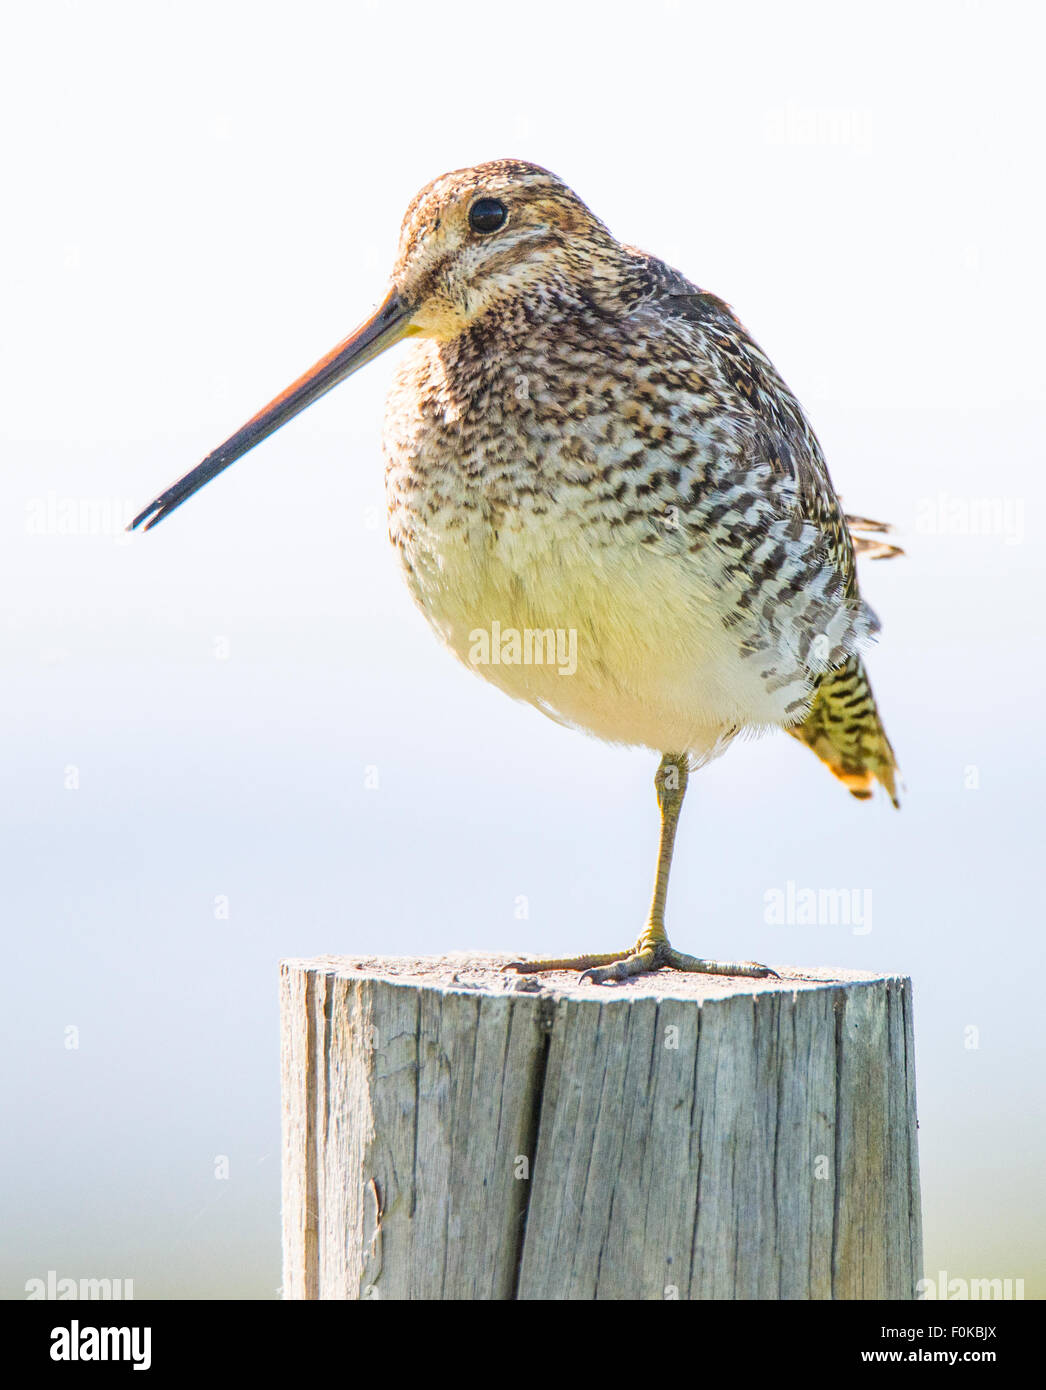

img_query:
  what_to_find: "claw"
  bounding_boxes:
[581,947,661,985]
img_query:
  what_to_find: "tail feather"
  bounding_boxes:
[789,654,900,807]
[843,512,905,562]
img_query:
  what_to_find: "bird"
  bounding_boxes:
[130,158,901,985]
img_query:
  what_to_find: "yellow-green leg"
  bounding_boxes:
[505,754,776,985]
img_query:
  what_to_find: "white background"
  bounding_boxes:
[1,0,1042,1297]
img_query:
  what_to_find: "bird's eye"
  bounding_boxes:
[469,198,508,233]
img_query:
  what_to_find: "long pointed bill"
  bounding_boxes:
[129,290,416,531]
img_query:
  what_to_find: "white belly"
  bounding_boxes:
[392,505,808,760]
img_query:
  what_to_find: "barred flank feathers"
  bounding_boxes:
[789,654,900,806]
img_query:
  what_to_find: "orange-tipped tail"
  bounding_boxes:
[788,655,901,806]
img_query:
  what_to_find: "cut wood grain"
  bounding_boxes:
[280,954,922,1300]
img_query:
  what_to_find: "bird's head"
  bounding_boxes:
[129,159,620,530]
[387,159,619,337]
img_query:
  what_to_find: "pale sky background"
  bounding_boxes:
[2,0,1042,1298]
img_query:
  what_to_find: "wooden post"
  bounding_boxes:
[280,954,922,1300]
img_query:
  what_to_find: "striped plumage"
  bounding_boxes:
[383,161,901,802]
[789,652,900,805]
[129,157,903,983]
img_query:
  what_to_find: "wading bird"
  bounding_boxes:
[131,159,901,984]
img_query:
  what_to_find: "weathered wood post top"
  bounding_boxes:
[280,954,921,1300]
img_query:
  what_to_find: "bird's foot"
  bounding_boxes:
[658,948,779,982]
[504,948,635,977]
[504,935,777,986]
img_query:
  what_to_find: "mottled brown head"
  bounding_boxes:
[129,159,623,529]
[389,159,620,337]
